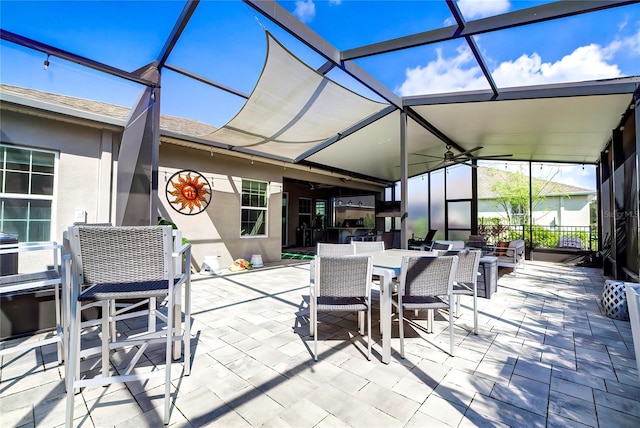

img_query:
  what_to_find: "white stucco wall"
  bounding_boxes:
[0,109,119,271]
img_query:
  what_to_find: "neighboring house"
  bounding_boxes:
[477,167,596,227]
[0,84,382,270]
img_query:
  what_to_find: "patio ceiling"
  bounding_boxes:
[1,0,639,185]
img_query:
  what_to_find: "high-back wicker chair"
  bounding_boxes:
[316,242,355,256]
[310,255,373,361]
[430,241,453,256]
[352,240,385,254]
[449,249,482,334]
[65,225,191,427]
[310,243,355,284]
[393,255,458,357]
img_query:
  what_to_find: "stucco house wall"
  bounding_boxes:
[1,89,384,270]
[0,109,118,270]
[158,143,284,270]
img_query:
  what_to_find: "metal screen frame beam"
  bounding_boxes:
[243,0,402,109]
[403,77,640,106]
[164,63,250,99]
[156,0,200,69]
[0,29,158,87]
[446,0,499,97]
[342,0,637,60]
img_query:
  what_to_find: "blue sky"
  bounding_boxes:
[0,0,637,190]
[1,1,638,124]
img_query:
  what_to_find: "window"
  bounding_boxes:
[298,197,312,228]
[241,179,267,236]
[0,145,56,242]
[315,200,326,228]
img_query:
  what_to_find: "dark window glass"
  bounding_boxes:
[5,171,29,193]
[5,147,30,171]
[2,198,29,219]
[28,220,50,241]
[31,151,55,174]
[2,220,27,241]
[31,174,54,195]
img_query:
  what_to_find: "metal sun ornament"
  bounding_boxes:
[166,170,211,215]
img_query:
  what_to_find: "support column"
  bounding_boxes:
[400,110,408,249]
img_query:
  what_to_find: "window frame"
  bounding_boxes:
[0,144,58,243]
[240,178,268,238]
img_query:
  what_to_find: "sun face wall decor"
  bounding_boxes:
[166,170,212,215]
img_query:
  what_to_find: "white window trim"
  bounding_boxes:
[0,144,58,243]
[240,178,269,238]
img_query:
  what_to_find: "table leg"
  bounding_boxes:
[380,270,392,364]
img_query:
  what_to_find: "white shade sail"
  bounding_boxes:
[197,32,391,162]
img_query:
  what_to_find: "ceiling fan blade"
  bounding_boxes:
[453,146,483,159]
[474,154,514,159]
[396,160,438,167]
[447,159,478,168]
[411,153,443,159]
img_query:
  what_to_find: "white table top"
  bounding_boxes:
[359,248,437,270]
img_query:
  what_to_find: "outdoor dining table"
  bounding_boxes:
[358,248,436,364]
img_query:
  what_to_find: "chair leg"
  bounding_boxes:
[399,305,405,359]
[310,299,315,337]
[366,307,371,361]
[473,289,478,335]
[427,309,433,333]
[313,304,318,361]
[184,280,192,376]
[164,294,173,425]
[455,295,461,317]
[449,302,455,356]
[110,300,117,342]
[65,297,81,428]
[149,297,157,333]
[101,301,110,378]
[358,311,365,335]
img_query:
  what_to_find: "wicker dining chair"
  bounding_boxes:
[64,225,191,427]
[393,255,458,357]
[352,240,385,254]
[449,249,482,334]
[310,255,373,361]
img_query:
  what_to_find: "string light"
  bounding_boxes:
[43,54,50,71]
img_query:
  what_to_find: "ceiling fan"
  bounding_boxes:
[408,145,513,169]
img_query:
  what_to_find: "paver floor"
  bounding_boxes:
[1,260,639,427]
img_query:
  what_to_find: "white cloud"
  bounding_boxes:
[617,28,640,55]
[396,34,632,96]
[457,0,511,19]
[329,0,342,5]
[396,45,487,95]
[493,44,621,87]
[294,0,316,23]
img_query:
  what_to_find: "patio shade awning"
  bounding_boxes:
[195,32,391,163]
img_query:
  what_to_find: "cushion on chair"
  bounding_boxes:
[316,296,368,311]
[79,279,173,301]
